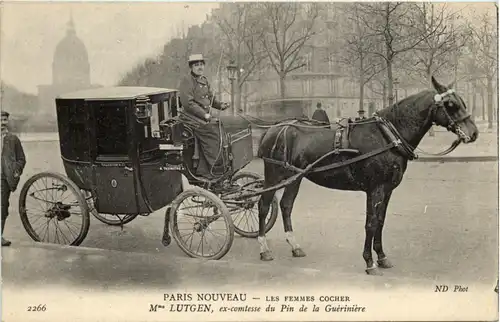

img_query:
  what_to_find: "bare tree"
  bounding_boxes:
[467,9,498,128]
[342,3,386,115]
[405,3,469,87]
[212,3,267,113]
[358,2,436,106]
[259,3,320,109]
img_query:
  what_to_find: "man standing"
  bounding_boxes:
[178,54,230,180]
[355,109,367,121]
[1,111,26,246]
[311,102,330,124]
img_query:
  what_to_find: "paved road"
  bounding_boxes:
[2,141,498,287]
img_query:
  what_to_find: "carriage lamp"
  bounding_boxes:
[135,96,153,119]
[136,103,152,119]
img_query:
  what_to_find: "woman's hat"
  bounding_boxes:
[188,54,205,64]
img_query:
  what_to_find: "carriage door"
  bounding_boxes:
[91,100,139,214]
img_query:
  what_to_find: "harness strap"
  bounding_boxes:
[309,142,398,173]
[261,157,307,173]
[238,143,396,201]
[375,117,418,160]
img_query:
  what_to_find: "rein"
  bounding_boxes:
[236,113,332,129]
[414,139,461,157]
[252,89,468,177]
[257,115,409,181]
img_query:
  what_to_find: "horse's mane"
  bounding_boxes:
[376,89,434,118]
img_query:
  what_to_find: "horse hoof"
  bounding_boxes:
[377,258,393,269]
[260,251,274,261]
[292,248,306,258]
[162,235,171,247]
[365,267,383,276]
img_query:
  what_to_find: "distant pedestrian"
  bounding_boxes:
[1,111,26,246]
[355,109,367,121]
[311,102,330,125]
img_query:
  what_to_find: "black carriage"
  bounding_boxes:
[18,86,278,259]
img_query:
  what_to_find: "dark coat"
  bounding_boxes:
[178,72,224,127]
[2,133,26,191]
[312,108,330,124]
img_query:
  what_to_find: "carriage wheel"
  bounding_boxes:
[18,172,90,246]
[82,191,138,226]
[229,171,279,238]
[170,187,234,260]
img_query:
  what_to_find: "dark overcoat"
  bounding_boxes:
[2,133,26,191]
[177,72,229,178]
[178,72,224,126]
[312,108,331,124]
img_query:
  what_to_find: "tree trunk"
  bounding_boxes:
[386,59,394,106]
[279,72,286,112]
[487,76,493,129]
[384,2,394,106]
[358,60,365,117]
[359,80,364,117]
[218,72,222,101]
[243,83,248,114]
[472,80,477,120]
[236,82,242,114]
[382,81,387,108]
[481,86,486,120]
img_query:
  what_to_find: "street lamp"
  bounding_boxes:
[393,78,400,103]
[226,60,237,115]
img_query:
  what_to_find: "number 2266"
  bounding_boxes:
[27,304,46,312]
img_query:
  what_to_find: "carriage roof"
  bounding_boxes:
[56,86,178,101]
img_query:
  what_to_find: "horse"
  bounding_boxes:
[255,76,479,276]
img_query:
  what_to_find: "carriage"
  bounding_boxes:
[18,86,279,260]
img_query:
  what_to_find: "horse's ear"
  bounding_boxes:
[431,76,447,93]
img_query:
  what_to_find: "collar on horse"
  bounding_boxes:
[372,116,419,160]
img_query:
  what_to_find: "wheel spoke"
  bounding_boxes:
[172,188,233,260]
[20,174,89,246]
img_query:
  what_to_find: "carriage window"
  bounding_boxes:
[95,104,128,156]
[56,101,90,161]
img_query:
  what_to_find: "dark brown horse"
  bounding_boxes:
[256,76,479,275]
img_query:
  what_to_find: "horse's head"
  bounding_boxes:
[430,76,479,143]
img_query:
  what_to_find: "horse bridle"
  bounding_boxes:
[430,89,472,142]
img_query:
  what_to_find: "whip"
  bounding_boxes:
[208,48,225,116]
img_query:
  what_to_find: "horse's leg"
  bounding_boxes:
[373,190,394,269]
[363,186,386,276]
[281,179,306,258]
[258,189,277,261]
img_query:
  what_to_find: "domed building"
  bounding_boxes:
[37,15,101,123]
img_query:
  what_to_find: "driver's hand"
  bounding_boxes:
[204,113,211,121]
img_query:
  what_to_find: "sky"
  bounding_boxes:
[0,1,496,95]
[0,1,220,94]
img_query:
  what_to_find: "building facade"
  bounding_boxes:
[241,3,384,120]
